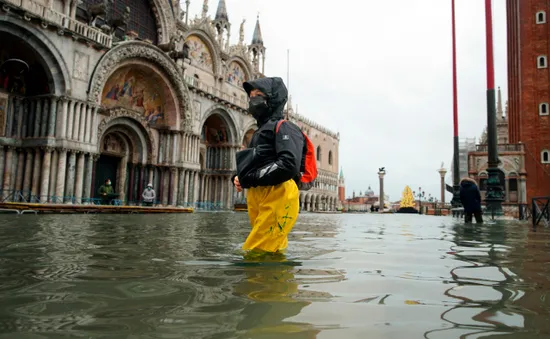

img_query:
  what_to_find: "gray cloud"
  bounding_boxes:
[186,0,508,201]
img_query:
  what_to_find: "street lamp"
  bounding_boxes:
[413,188,426,214]
[483,0,504,216]
[450,0,462,209]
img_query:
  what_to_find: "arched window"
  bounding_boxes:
[538,55,547,68]
[540,103,549,115]
[328,150,333,165]
[316,146,321,162]
[542,149,550,164]
[537,11,547,24]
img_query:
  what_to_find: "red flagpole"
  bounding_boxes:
[451,0,462,209]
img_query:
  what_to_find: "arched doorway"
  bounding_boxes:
[0,22,71,203]
[199,112,238,209]
[94,117,152,205]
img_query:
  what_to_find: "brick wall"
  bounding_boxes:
[507,0,550,199]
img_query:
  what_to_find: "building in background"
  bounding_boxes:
[467,87,527,216]
[506,0,550,200]
[0,0,340,210]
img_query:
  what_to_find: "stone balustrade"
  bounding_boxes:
[2,0,112,47]
[184,75,248,110]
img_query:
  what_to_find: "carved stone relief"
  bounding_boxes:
[73,51,90,81]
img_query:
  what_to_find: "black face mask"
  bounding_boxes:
[248,96,270,121]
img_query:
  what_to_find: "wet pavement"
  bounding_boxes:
[0,212,548,338]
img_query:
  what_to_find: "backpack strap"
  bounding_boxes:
[275,119,287,133]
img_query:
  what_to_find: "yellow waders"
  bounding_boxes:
[243,179,300,253]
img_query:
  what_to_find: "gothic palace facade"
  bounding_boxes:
[0,0,340,211]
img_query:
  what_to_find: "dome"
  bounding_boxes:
[366,186,375,196]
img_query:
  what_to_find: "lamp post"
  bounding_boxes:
[450,0,462,209]
[378,168,386,213]
[413,188,425,214]
[483,0,504,216]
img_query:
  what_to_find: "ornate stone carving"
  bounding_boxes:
[96,107,157,163]
[88,41,192,131]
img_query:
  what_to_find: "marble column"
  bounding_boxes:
[179,133,186,162]
[0,147,4,194]
[64,151,76,203]
[182,170,189,206]
[40,148,53,203]
[30,149,41,200]
[148,167,154,185]
[85,106,92,143]
[56,97,68,138]
[73,103,82,141]
[117,156,127,203]
[15,151,25,192]
[55,149,67,203]
[66,101,75,139]
[48,150,58,202]
[39,98,49,137]
[193,171,199,205]
[2,148,14,198]
[158,133,164,163]
[74,152,85,204]
[172,133,178,164]
[22,151,33,197]
[33,99,42,138]
[171,168,178,206]
[47,96,57,137]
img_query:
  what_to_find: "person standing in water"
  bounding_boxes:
[142,183,156,206]
[98,179,114,205]
[459,177,484,223]
[232,77,305,254]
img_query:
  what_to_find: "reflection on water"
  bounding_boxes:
[0,213,549,338]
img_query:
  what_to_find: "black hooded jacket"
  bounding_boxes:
[459,178,482,213]
[235,77,305,189]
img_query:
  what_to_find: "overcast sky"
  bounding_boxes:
[185,0,508,202]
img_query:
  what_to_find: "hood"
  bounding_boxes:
[460,177,478,187]
[243,77,288,125]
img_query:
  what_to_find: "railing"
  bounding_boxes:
[2,0,112,47]
[532,197,550,231]
[475,144,524,152]
[184,75,248,110]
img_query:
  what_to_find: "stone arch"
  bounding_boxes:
[96,108,156,164]
[148,0,174,44]
[184,31,220,74]
[201,105,239,144]
[0,18,71,96]
[225,56,253,88]
[87,41,192,130]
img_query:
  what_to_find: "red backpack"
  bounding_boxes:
[276,119,318,190]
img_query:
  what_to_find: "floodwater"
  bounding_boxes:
[0,213,549,339]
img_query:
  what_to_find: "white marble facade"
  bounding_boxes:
[0,0,340,210]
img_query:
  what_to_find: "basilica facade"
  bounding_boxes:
[0,0,339,210]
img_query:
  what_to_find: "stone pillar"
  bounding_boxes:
[66,101,75,139]
[182,170,189,205]
[171,168,178,206]
[505,179,510,203]
[30,149,42,200]
[73,102,82,141]
[0,147,4,194]
[56,97,68,138]
[40,98,49,137]
[55,149,67,203]
[148,167,154,185]
[84,106,92,143]
[117,156,128,203]
[15,150,25,192]
[74,152,85,204]
[193,171,199,205]
[39,147,53,202]
[16,98,24,137]
[33,99,42,138]
[128,164,135,204]
[2,147,14,199]
[378,169,386,213]
[438,167,447,206]
[48,150,58,202]
[22,150,33,196]
[172,133,178,164]
[179,132,186,162]
[64,151,77,203]
[158,132,164,163]
[47,96,58,137]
